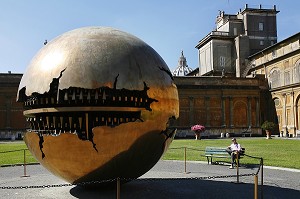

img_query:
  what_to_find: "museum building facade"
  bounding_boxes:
[247,32,300,137]
[0,72,26,139]
[1,4,300,139]
[172,4,299,137]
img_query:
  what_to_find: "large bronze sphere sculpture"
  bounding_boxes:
[17,27,179,185]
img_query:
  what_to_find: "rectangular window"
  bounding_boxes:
[260,40,264,46]
[220,56,225,67]
[294,64,300,83]
[233,28,237,36]
[284,71,291,85]
[259,22,264,31]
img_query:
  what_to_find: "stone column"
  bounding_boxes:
[221,97,226,127]
[295,100,300,136]
[205,97,210,127]
[5,96,11,128]
[229,97,233,127]
[247,97,252,127]
[255,97,260,127]
[282,93,287,136]
[188,96,194,126]
[291,91,296,137]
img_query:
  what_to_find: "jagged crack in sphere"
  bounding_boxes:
[17,26,179,185]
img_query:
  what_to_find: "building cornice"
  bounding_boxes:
[174,76,268,90]
[249,48,300,74]
[248,32,300,59]
[195,31,234,49]
[270,82,300,92]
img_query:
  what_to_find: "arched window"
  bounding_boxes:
[294,60,300,83]
[273,98,281,107]
[269,69,281,88]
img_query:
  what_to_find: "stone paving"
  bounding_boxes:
[0,160,299,199]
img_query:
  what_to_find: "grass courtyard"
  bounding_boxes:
[0,138,299,170]
[163,138,300,170]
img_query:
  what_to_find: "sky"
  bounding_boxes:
[0,0,299,74]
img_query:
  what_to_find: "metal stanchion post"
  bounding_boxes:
[254,175,258,199]
[116,177,120,199]
[184,147,190,174]
[236,152,239,183]
[21,149,30,177]
[261,158,264,199]
[184,147,187,173]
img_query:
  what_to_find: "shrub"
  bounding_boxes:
[261,121,276,131]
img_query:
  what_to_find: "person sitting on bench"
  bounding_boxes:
[227,138,242,169]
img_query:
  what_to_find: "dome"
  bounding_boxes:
[172,50,193,76]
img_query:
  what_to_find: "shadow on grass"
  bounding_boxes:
[70,178,299,199]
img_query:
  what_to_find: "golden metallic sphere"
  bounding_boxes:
[17,27,179,184]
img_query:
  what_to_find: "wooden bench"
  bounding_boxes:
[202,147,245,165]
[241,126,252,137]
[242,132,252,137]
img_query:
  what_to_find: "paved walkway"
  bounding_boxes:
[0,160,299,199]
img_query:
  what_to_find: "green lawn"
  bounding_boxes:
[163,138,300,170]
[0,142,37,166]
[1,138,300,170]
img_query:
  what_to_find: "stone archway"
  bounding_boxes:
[272,97,281,126]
